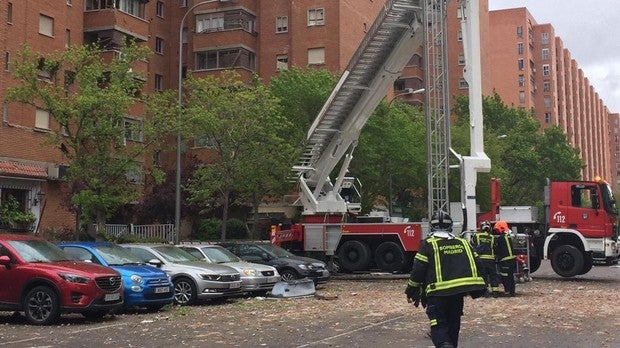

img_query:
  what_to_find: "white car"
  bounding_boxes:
[179,244,280,295]
[121,244,242,305]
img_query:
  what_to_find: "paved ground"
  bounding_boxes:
[1,260,619,347]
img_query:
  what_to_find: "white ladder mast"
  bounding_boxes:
[452,0,491,230]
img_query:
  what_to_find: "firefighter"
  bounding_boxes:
[405,210,486,348]
[471,220,501,297]
[493,220,517,296]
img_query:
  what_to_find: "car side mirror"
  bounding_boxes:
[0,255,10,268]
[148,258,162,268]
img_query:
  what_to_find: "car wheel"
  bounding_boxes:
[23,285,60,325]
[280,269,299,281]
[173,277,197,306]
[551,245,584,278]
[337,240,371,272]
[579,253,594,275]
[529,255,542,273]
[374,242,406,273]
[82,310,108,321]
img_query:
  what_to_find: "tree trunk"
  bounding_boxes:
[220,190,229,241]
[251,193,260,240]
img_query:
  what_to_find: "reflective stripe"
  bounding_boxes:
[429,239,442,283]
[407,279,420,287]
[430,319,437,326]
[461,238,480,278]
[426,277,486,293]
[415,252,428,263]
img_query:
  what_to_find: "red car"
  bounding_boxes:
[0,234,123,325]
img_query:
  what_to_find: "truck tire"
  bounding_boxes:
[551,245,584,277]
[529,256,541,273]
[374,242,406,273]
[578,253,594,275]
[337,240,371,272]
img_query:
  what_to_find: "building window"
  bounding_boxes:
[193,137,216,148]
[542,48,549,60]
[156,1,164,18]
[196,10,256,34]
[544,112,551,123]
[276,16,288,33]
[4,52,9,71]
[124,118,143,142]
[543,81,551,92]
[35,109,50,130]
[39,15,54,37]
[65,29,71,47]
[457,53,465,66]
[517,42,523,55]
[519,91,525,103]
[154,74,163,91]
[7,3,12,24]
[276,55,288,71]
[542,64,550,76]
[119,0,145,18]
[196,48,256,71]
[180,0,187,7]
[307,8,324,26]
[541,32,549,45]
[67,0,72,5]
[518,74,525,87]
[307,47,325,65]
[516,26,523,38]
[517,58,524,71]
[155,37,164,54]
[458,78,469,89]
[544,96,551,108]
[457,30,462,41]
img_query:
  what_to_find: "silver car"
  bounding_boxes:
[179,244,281,295]
[121,244,242,305]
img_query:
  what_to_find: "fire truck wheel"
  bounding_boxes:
[337,240,371,272]
[374,242,405,273]
[551,245,584,278]
[529,256,541,273]
[578,253,593,275]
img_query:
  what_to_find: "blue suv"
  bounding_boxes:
[58,242,174,311]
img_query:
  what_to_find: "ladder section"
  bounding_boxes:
[293,0,424,215]
[424,0,451,217]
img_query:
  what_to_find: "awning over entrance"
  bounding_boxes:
[0,161,48,180]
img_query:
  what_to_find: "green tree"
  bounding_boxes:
[5,43,175,237]
[352,101,428,219]
[182,72,294,240]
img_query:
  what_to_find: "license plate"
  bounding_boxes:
[155,286,170,294]
[230,282,241,289]
[104,293,120,301]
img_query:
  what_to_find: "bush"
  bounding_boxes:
[192,218,248,241]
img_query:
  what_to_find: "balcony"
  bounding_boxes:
[84,8,149,42]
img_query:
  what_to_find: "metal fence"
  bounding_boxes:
[101,223,175,242]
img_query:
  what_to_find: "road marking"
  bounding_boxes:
[4,323,125,345]
[296,315,406,347]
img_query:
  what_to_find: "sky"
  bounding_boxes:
[488,0,620,113]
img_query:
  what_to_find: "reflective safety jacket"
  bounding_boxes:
[495,233,516,262]
[408,232,486,297]
[470,231,496,260]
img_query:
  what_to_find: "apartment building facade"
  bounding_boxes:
[0,0,615,235]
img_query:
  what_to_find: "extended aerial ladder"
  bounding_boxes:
[273,0,490,272]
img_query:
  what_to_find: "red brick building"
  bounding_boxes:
[0,0,616,235]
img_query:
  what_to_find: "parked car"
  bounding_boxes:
[58,242,174,311]
[120,244,242,305]
[179,243,280,295]
[0,234,123,325]
[218,241,330,284]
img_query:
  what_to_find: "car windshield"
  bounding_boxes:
[258,243,294,257]
[153,245,201,262]
[94,245,144,266]
[8,240,72,263]
[201,246,240,263]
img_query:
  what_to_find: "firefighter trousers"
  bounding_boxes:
[425,294,464,348]
[478,259,500,293]
[499,260,516,296]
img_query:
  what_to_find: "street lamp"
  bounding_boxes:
[176,0,219,245]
